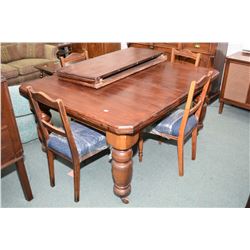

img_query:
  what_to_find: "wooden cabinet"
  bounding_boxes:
[72,43,121,58]
[1,77,33,201]
[128,43,181,64]
[128,42,228,102]
[219,51,250,113]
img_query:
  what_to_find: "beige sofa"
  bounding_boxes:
[1,43,58,85]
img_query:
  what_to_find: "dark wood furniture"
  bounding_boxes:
[219,51,250,113]
[35,61,62,77]
[138,71,212,176]
[246,195,250,208]
[128,43,227,102]
[57,48,167,89]
[171,48,201,67]
[27,87,108,202]
[19,48,219,203]
[71,43,121,58]
[60,52,89,67]
[1,77,33,201]
[56,43,73,58]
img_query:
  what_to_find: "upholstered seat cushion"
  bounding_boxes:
[151,109,198,137]
[8,58,53,75]
[1,64,19,79]
[47,121,107,159]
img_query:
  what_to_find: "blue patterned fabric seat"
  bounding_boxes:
[151,109,198,137]
[47,121,107,159]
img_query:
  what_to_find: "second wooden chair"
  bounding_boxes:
[138,71,213,176]
[171,48,201,67]
[27,87,108,202]
[60,50,89,67]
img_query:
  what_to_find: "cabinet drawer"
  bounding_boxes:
[154,43,179,49]
[128,43,154,49]
[1,126,15,166]
[182,43,214,54]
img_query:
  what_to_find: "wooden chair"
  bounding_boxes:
[27,87,108,202]
[171,48,201,67]
[138,71,213,176]
[60,50,89,67]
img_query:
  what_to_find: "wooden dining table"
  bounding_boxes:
[19,49,219,203]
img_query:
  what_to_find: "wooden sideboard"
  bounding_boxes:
[1,77,33,201]
[219,51,250,113]
[128,43,228,102]
[72,43,121,58]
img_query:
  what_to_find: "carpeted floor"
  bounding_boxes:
[1,101,249,207]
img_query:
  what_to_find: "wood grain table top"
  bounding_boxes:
[20,61,218,134]
[57,47,163,82]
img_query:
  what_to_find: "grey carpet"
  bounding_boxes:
[1,101,249,207]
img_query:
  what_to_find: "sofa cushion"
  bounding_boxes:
[17,43,45,58]
[1,64,19,79]
[1,44,22,63]
[8,58,52,75]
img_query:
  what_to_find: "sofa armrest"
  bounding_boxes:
[44,44,58,60]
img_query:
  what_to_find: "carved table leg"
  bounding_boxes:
[106,132,139,204]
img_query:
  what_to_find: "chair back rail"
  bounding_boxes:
[171,48,201,67]
[60,51,89,67]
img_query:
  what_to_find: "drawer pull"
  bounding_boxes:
[194,44,200,48]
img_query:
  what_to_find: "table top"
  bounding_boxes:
[57,47,163,83]
[35,61,61,74]
[20,61,218,135]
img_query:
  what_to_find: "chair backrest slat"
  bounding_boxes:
[60,51,89,67]
[42,120,66,137]
[171,48,201,67]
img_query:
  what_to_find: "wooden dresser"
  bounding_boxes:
[1,77,33,201]
[219,51,250,113]
[72,43,121,58]
[128,42,228,102]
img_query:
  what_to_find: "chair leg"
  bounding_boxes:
[47,150,55,187]
[73,162,80,202]
[138,136,144,162]
[192,128,198,160]
[177,139,184,176]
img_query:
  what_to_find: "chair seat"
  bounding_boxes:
[47,121,107,159]
[151,109,198,137]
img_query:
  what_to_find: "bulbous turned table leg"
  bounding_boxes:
[112,148,133,203]
[106,132,139,204]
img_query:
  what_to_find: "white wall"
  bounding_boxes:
[227,43,250,55]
